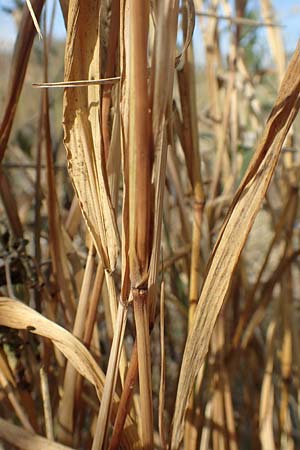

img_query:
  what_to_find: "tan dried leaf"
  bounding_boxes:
[171,44,300,449]
[0,297,105,396]
[63,0,120,271]
[0,297,140,449]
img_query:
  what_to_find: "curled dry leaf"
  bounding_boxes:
[171,44,300,449]
[0,297,105,396]
[63,0,120,271]
[0,297,140,449]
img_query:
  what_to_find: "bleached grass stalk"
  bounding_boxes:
[91,301,128,450]
[25,0,42,39]
[32,77,120,88]
[58,244,95,444]
[159,281,167,449]
[128,1,154,448]
[259,320,277,450]
[83,262,105,347]
[40,367,54,440]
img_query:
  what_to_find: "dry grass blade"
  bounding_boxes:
[179,13,205,447]
[0,168,23,239]
[149,0,179,317]
[195,10,280,27]
[63,0,120,270]
[199,398,213,450]
[259,320,276,450]
[120,0,131,304]
[0,297,105,395]
[171,44,300,449]
[133,292,153,448]
[40,367,54,440]
[83,261,105,347]
[0,349,15,387]
[0,0,44,162]
[43,85,76,323]
[25,0,43,39]
[57,244,95,443]
[159,281,167,449]
[109,345,139,450]
[101,0,120,160]
[0,417,75,450]
[33,77,120,88]
[58,0,68,25]
[0,298,139,449]
[91,302,128,450]
[223,370,238,450]
[175,0,195,67]
[65,195,81,238]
